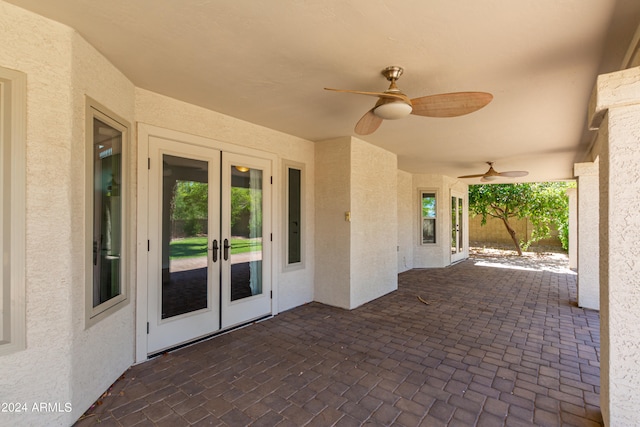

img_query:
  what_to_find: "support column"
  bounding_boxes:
[573,160,599,310]
[589,66,640,426]
[567,187,577,270]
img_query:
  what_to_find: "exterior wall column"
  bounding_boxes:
[566,187,577,270]
[573,160,599,310]
[588,65,640,426]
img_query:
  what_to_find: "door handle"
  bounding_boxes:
[212,239,219,262]
[93,240,98,265]
[223,238,231,261]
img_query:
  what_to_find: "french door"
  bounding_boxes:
[451,191,466,263]
[147,136,271,353]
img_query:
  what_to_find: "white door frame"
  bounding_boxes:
[450,190,468,264]
[136,124,279,363]
[146,138,221,354]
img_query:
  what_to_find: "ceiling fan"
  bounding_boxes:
[325,66,493,135]
[458,162,529,182]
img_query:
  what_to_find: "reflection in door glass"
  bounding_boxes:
[161,155,208,319]
[230,165,263,301]
[458,198,463,253]
[451,196,457,255]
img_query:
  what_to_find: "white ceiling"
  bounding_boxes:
[7,0,640,182]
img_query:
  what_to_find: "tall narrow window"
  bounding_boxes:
[421,192,437,244]
[284,162,303,267]
[0,67,26,355]
[86,100,129,325]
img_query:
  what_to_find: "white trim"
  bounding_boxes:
[0,67,26,356]
[85,98,131,328]
[419,188,439,246]
[450,189,468,264]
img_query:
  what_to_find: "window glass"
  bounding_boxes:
[86,100,129,326]
[287,167,302,264]
[93,118,123,307]
[422,192,436,244]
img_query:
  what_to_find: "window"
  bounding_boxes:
[0,67,26,356]
[284,162,304,268]
[86,99,130,326]
[421,191,437,244]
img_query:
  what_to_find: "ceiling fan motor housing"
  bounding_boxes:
[373,98,413,119]
[374,67,413,119]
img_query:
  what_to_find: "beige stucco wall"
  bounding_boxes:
[397,170,414,273]
[350,138,397,308]
[574,161,599,310]
[314,137,398,309]
[590,65,640,426]
[314,137,352,308]
[0,3,136,425]
[0,3,318,424]
[69,27,137,424]
[0,5,75,426]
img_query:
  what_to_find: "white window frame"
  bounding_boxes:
[420,189,438,245]
[283,160,305,270]
[0,67,26,356]
[85,98,130,327]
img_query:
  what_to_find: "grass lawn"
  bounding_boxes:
[170,236,262,259]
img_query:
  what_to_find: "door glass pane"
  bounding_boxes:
[161,155,208,319]
[93,118,122,307]
[451,196,457,254]
[458,198,464,253]
[230,165,263,301]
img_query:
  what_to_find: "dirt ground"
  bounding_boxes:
[469,246,573,274]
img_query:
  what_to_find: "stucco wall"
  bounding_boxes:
[0,3,318,425]
[135,89,316,313]
[0,5,74,426]
[589,63,640,426]
[598,100,640,426]
[575,161,599,310]
[0,3,136,425]
[397,170,414,273]
[69,24,137,422]
[350,138,397,308]
[314,137,351,308]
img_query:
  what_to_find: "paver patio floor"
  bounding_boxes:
[75,253,601,426]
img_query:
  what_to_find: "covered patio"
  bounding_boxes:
[76,253,600,426]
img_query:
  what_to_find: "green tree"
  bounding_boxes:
[231,187,251,231]
[468,182,574,256]
[172,181,208,236]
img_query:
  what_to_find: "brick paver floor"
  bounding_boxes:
[75,254,601,426]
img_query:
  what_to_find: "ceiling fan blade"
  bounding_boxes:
[325,88,406,101]
[498,171,529,178]
[457,173,487,178]
[354,109,383,135]
[410,92,493,118]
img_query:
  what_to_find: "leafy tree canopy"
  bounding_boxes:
[468,182,574,255]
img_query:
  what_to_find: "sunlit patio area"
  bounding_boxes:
[74,252,600,426]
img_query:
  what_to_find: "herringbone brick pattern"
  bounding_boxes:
[75,255,601,426]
